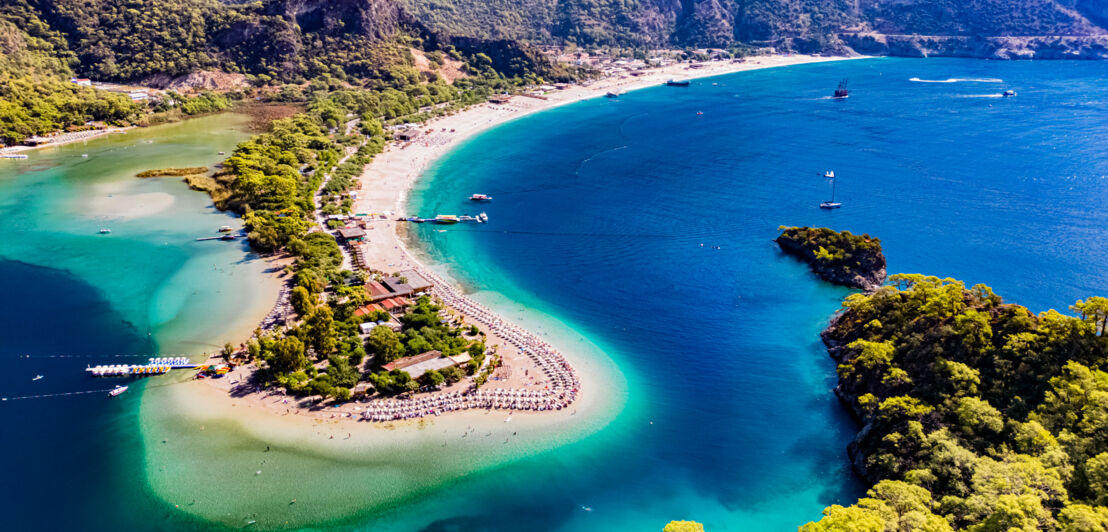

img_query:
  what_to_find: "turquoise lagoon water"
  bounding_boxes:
[0,114,274,531]
[2,58,1107,531]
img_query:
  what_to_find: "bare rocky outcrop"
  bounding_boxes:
[140,71,248,91]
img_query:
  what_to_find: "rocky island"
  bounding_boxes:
[776,226,887,291]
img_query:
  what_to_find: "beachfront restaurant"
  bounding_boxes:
[364,280,394,302]
[382,350,461,380]
[381,270,433,297]
[355,296,410,318]
[379,297,411,315]
[337,227,366,242]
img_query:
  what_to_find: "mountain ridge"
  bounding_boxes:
[402,0,1108,58]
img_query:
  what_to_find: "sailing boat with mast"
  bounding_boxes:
[820,171,842,209]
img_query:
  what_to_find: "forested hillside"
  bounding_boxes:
[0,2,141,144]
[0,0,562,145]
[9,0,556,84]
[402,0,1108,57]
[801,276,1108,530]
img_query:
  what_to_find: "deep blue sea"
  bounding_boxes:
[401,57,1108,530]
[1,58,1107,531]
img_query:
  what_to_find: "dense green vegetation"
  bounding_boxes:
[399,0,556,43]
[135,167,208,178]
[777,226,883,274]
[801,275,1108,530]
[162,91,233,116]
[0,75,141,145]
[7,0,560,84]
[33,0,227,80]
[209,77,510,402]
[0,0,563,145]
[253,287,484,401]
[210,62,541,252]
[777,226,886,290]
[219,112,338,251]
[0,3,141,145]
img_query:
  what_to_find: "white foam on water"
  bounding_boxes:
[909,77,1004,83]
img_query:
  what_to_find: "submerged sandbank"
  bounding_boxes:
[140,295,627,528]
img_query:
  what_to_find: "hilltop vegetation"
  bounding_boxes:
[0,0,566,145]
[776,226,887,291]
[801,275,1108,530]
[7,0,559,84]
[0,4,141,145]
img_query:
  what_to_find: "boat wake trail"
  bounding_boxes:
[575,145,628,176]
[909,77,1004,83]
[2,388,121,401]
[956,94,1005,99]
[446,228,675,239]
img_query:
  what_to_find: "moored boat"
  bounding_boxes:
[99,228,111,234]
[666,79,691,87]
[218,225,233,232]
[1,154,29,159]
[469,194,492,201]
[820,170,843,209]
[606,91,620,98]
[434,215,460,224]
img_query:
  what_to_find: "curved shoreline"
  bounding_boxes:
[349,53,861,422]
[139,55,863,528]
[193,54,861,429]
